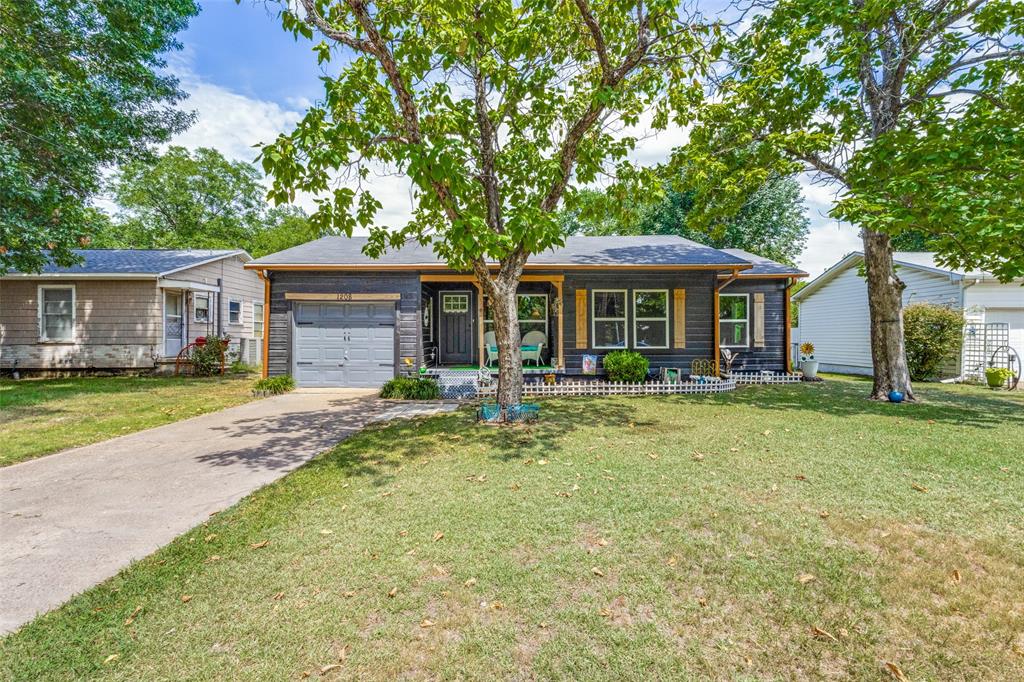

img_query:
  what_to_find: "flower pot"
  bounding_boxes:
[801,360,819,379]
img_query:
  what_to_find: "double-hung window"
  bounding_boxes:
[253,301,265,337]
[633,290,669,348]
[194,293,210,323]
[38,285,75,341]
[719,293,749,347]
[228,299,241,324]
[592,290,627,348]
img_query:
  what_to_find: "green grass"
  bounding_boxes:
[0,375,257,467]
[2,377,1022,680]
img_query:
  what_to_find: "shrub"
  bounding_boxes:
[903,304,965,380]
[191,336,230,376]
[602,350,649,383]
[253,376,295,395]
[380,376,441,400]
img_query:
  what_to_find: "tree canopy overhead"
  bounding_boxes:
[565,174,810,265]
[0,0,199,274]
[677,0,1023,400]
[263,0,710,410]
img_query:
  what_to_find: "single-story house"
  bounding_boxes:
[793,251,1023,378]
[0,249,264,374]
[245,235,807,388]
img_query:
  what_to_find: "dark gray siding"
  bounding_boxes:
[563,271,717,374]
[721,278,788,372]
[267,272,420,378]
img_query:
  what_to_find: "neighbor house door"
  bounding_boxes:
[440,291,474,365]
[164,291,185,357]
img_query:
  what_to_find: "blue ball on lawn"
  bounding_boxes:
[888,390,904,403]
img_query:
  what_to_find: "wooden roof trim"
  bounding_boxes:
[247,263,752,272]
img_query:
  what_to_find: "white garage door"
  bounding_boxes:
[987,308,1024,357]
[292,302,396,387]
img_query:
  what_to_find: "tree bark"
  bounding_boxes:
[861,228,915,400]
[489,277,524,409]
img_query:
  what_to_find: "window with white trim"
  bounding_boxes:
[592,290,627,348]
[483,294,549,337]
[633,290,669,348]
[253,301,265,338]
[38,285,75,341]
[719,293,749,347]
[194,293,210,323]
[228,299,241,324]
[442,293,469,313]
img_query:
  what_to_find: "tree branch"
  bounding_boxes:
[299,0,377,55]
[573,0,611,80]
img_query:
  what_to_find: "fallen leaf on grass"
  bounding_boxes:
[321,663,343,674]
[320,529,334,535]
[464,578,477,587]
[124,605,142,626]
[432,531,444,542]
[811,626,838,642]
[180,595,192,603]
[648,453,659,460]
[819,510,830,519]
[420,619,435,628]
[251,540,269,549]
[591,567,605,577]
[204,533,217,542]
[883,661,909,681]
[911,483,928,493]
[797,573,817,585]
[204,555,222,564]
[691,453,705,462]
[510,483,521,491]
[343,591,355,598]
[794,474,808,481]
[597,538,609,547]
[388,587,398,598]
[950,569,961,584]
[103,654,119,665]
[272,592,285,601]
[697,597,708,608]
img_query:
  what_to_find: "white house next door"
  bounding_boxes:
[164,291,184,357]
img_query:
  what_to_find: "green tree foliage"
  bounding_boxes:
[0,0,198,274]
[566,174,809,265]
[97,146,316,257]
[262,0,709,409]
[678,0,1023,399]
[903,304,965,381]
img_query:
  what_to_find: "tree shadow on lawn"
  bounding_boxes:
[301,398,646,487]
[727,380,1024,430]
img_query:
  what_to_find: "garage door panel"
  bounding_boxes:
[292,302,397,387]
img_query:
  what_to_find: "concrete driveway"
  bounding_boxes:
[0,389,456,634]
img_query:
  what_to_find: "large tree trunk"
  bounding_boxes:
[473,257,526,415]
[861,228,915,400]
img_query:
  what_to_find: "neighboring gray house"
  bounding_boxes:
[246,235,807,388]
[0,250,264,374]
[793,251,1024,378]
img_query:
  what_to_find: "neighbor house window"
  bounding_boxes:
[253,301,265,337]
[228,299,241,324]
[194,293,210,323]
[592,290,627,348]
[38,285,75,341]
[719,293,749,347]
[633,290,669,348]
[483,294,549,337]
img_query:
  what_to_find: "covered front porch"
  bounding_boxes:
[419,274,565,371]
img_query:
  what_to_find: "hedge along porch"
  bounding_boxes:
[247,236,806,388]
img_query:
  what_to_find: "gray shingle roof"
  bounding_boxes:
[251,235,750,268]
[9,249,248,276]
[721,249,808,277]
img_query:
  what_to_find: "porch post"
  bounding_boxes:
[473,279,485,368]
[554,280,564,369]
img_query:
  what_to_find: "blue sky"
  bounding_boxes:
[169,1,862,277]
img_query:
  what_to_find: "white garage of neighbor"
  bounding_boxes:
[793,252,1024,379]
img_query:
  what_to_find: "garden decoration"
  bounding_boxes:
[799,342,819,379]
[888,390,905,403]
[691,358,716,377]
[985,366,1016,390]
[720,348,740,374]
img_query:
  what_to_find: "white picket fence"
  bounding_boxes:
[725,371,803,385]
[476,378,737,398]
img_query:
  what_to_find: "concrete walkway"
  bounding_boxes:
[0,389,459,634]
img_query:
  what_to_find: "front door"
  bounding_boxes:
[440,291,473,365]
[164,291,184,357]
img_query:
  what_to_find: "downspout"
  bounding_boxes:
[784,277,797,374]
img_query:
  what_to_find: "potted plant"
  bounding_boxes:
[985,366,1014,389]
[800,342,819,379]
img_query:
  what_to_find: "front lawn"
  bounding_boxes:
[2,377,1022,680]
[0,375,257,467]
